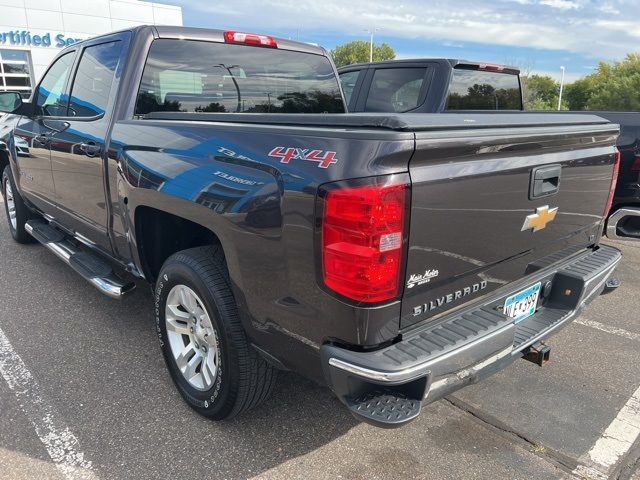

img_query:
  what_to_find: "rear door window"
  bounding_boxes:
[134,39,345,115]
[68,40,123,118]
[446,69,521,110]
[364,67,428,113]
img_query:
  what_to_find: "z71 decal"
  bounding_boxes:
[268,147,338,169]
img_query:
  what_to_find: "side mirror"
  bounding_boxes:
[0,91,23,114]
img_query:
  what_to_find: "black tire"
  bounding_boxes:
[155,245,277,420]
[2,165,34,244]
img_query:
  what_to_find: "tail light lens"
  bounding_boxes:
[604,150,621,217]
[478,63,506,72]
[320,175,409,303]
[224,31,277,48]
[631,154,640,172]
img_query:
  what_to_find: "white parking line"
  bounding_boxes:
[0,326,97,480]
[570,319,640,478]
[572,385,640,479]
[575,318,640,342]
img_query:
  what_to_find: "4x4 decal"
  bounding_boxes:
[268,147,338,169]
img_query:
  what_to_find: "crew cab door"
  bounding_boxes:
[347,64,434,113]
[14,51,76,211]
[49,33,129,249]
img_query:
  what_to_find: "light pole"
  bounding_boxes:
[557,65,565,111]
[214,64,241,112]
[365,28,380,62]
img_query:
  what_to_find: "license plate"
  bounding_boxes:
[503,282,541,322]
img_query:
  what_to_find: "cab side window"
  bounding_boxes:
[338,70,361,108]
[35,52,75,117]
[364,67,428,113]
[68,41,123,118]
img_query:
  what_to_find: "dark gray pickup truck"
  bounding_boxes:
[0,26,622,428]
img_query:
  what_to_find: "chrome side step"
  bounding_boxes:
[25,220,135,299]
[607,207,640,241]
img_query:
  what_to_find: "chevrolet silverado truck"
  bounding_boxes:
[338,59,640,243]
[0,26,622,427]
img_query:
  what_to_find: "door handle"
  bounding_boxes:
[530,164,562,199]
[79,141,101,157]
[34,133,50,145]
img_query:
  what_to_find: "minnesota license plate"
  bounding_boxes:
[503,282,541,322]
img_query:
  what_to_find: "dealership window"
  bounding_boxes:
[0,50,33,100]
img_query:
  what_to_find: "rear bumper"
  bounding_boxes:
[321,245,621,428]
[607,207,640,241]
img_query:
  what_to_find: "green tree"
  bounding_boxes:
[564,54,640,111]
[521,74,566,110]
[564,77,593,110]
[330,40,395,68]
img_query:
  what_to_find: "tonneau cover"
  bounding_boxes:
[144,112,612,132]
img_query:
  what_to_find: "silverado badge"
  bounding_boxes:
[521,205,558,232]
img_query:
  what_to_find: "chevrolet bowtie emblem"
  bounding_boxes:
[521,205,558,232]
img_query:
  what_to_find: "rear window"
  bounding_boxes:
[446,68,521,110]
[134,39,345,115]
[364,67,428,113]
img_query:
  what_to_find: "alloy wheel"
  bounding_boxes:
[165,284,220,391]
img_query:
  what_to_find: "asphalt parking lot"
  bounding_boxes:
[0,204,638,480]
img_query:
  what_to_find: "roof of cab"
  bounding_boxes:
[58,25,328,57]
[153,26,327,56]
[337,58,519,74]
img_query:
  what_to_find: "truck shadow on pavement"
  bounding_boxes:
[0,222,359,479]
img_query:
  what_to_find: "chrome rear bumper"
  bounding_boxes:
[607,207,640,241]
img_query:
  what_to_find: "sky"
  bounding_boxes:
[154,0,640,83]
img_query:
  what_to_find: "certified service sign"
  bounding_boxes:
[0,30,84,48]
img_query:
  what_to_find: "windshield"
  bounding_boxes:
[135,39,345,115]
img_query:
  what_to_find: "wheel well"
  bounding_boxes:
[135,206,221,283]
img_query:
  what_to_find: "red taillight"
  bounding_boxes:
[478,63,505,72]
[224,31,277,48]
[604,150,621,217]
[321,178,408,303]
[631,154,640,171]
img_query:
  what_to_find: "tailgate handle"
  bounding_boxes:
[530,164,561,199]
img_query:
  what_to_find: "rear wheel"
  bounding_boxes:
[2,165,34,243]
[155,245,277,419]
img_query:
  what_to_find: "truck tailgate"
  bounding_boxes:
[402,119,619,329]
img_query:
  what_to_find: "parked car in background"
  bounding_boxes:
[587,112,640,241]
[338,59,639,242]
[338,59,522,113]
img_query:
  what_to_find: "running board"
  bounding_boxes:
[25,220,135,299]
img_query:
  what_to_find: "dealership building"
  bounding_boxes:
[0,0,183,99]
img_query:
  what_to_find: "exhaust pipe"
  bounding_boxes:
[607,207,640,241]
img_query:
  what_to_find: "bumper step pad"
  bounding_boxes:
[346,390,422,428]
[514,244,621,350]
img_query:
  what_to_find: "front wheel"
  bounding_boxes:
[155,245,277,419]
[2,165,34,243]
